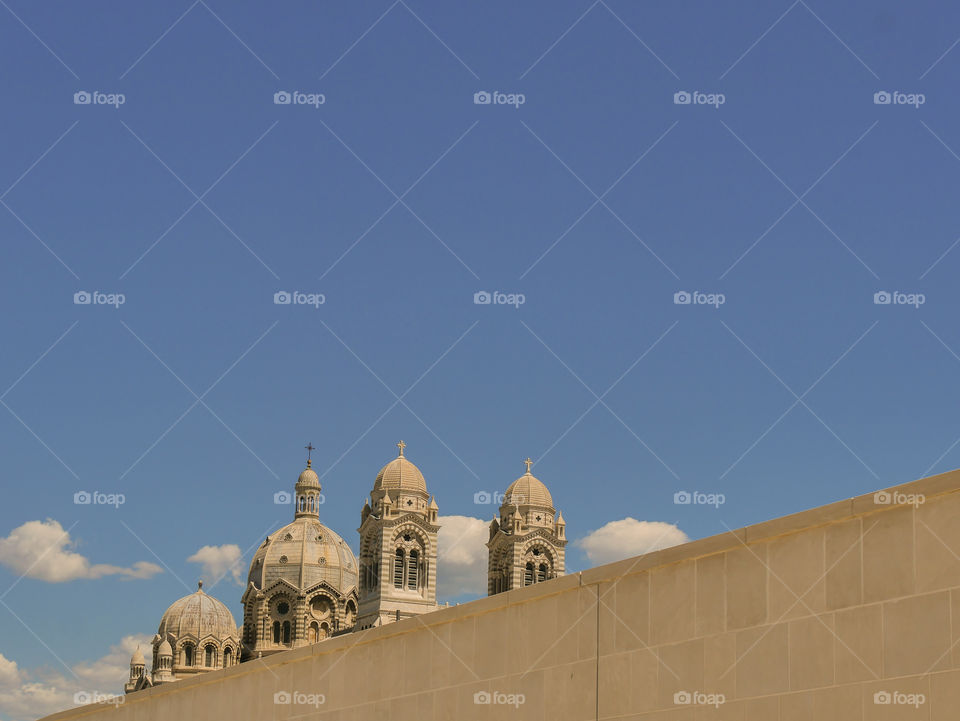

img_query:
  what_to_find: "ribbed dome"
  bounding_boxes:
[297,466,319,485]
[131,646,145,665]
[157,584,237,642]
[157,639,172,656]
[373,455,427,495]
[247,518,358,593]
[504,472,554,509]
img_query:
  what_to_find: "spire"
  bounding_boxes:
[397,440,406,457]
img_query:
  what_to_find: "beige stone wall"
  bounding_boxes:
[42,469,960,720]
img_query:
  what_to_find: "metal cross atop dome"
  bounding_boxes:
[397,440,406,457]
[524,457,533,473]
[305,442,315,466]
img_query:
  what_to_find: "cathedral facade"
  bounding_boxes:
[126,443,565,690]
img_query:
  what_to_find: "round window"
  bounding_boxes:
[279,555,288,564]
[277,601,290,615]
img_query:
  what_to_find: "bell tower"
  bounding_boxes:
[487,458,566,595]
[357,441,440,629]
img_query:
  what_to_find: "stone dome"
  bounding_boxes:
[156,583,237,642]
[373,443,428,495]
[504,470,554,509]
[298,466,320,485]
[157,638,172,656]
[131,646,145,665]
[247,518,358,593]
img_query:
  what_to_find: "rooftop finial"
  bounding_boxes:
[305,442,315,468]
[397,440,406,457]
[524,457,533,474]
[198,580,203,591]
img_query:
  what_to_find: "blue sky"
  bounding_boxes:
[3,0,960,715]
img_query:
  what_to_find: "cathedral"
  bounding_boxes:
[125,442,566,691]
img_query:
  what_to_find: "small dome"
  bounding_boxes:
[373,443,427,495]
[298,466,319,486]
[131,646,145,665]
[156,583,237,643]
[248,519,358,593]
[504,471,554,509]
[157,639,172,656]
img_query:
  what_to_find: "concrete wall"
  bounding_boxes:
[42,469,960,720]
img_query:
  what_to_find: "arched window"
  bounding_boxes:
[273,621,281,643]
[538,564,547,583]
[183,644,194,667]
[394,549,405,588]
[282,621,291,644]
[524,563,534,586]
[204,645,215,667]
[223,647,232,667]
[308,622,319,643]
[407,549,419,590]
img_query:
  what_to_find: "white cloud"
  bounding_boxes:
[436,515,488,599]
[576,518,689,566]
[187,544,244,586]
[0,634,151,721]
[0,520,163,583]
